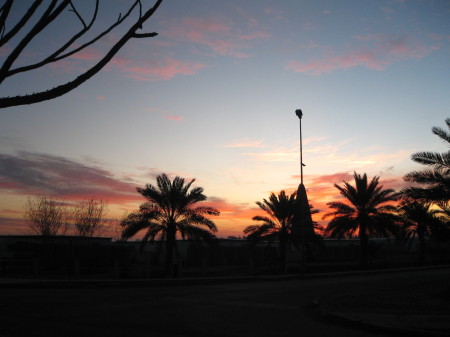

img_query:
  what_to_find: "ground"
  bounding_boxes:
[0,267,449,337]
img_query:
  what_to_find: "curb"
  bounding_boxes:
[0,264,449,289]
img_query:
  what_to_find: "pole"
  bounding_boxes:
[295,109,305,273]
[295,109,303,184]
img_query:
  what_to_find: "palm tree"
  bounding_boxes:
[399,199,441,264]
[244,190,316,274]
[323,172,399,268]
[120,173,219,276]
[403,118,450,202]
[436,203,450,242]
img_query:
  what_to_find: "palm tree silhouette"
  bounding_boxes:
[323,172,399,268]
[404,118,450,202]
[121,173,219,276]
[399,199,442,265]
[244,190,298,273]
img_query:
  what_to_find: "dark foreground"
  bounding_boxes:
[1,267,449,337]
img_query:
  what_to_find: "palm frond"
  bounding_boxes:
[404,168,449,184]
[432,118,450,145]
[252,215,277,225]
[325,216,358,239]
[179,224,216,242]
[189,206,220,216]
[411,151,450,169]
[244,223,276,242]
[403,185,450,202]
[120,212,149,240]
[323,202,355,219]
[179,213,218,232]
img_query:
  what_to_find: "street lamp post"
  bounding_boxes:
[295,108,306,273]
[295,109,304,184]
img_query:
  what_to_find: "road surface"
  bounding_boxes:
[1,267,449,337]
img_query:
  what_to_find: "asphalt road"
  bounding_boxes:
[1,267,449,337]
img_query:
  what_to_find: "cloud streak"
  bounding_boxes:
[0,152,140,203]
[165,115,183,121]
[164,16,270,58]
[49,48,206,81]
[0,216,28,235]
[287,35,437,75]
[123,57,207,81]
[241,137,411,174]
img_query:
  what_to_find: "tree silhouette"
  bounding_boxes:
[403,118,450,202]
[72,198,108,237]
[399,199,442,264]
[323,172,399,268]
[435,203,450,242]
[120,173,219,276]
[0,0,163,108]
[244,190,296,274]
[24,195,70,236]
[244,190,321,273]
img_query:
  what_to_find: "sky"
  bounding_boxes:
[0,0,449,239]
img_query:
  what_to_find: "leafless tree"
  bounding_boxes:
[72,198,108,237]
[24,195,70,236]
[0,0,163,109]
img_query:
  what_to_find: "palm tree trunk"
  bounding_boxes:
[165,225,176,277]
[279,230,287,274]
[359,222,369,269]
[418,233,426,265]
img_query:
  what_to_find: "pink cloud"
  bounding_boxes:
[0,216,28,235]
[124,57,207,81]
[165,115,183,121]
[164,17,270,58]
[287,35,437,75]
[238,31,271,41]
[1,208,22,214]
[309,172,355,185]
[49,48,116,74]
[48,59,85,74]
[96,95,105,100]
[70,48,101,61]
[110,56,133,67]
[48,47,200,82]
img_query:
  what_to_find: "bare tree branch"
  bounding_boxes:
[133,32,158,38]
[0,0,164,109]
[73,199,108,237]
[0,0,71,85]
[0,1,43,48]
[69,1,87,29]
[25,195,71,236]
[6,0,100,77]
[0,0,14,40]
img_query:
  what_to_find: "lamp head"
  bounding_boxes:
[295,109,303,119]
